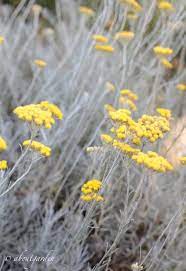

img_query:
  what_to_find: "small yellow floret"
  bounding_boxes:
[115,31,135,41]
[158,1,174,11]
[23,140,51,157]
[160,58,173,69]
[81,179,103,202]
[34,59,47,68]
[101,134,113,144]
[0,160,8,170]
[153,46,173,56]
[0,137,7,152]
[94,44,114,53]
[156,108,171,119]
[92,35,108,43]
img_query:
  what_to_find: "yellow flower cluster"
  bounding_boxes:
[92,34,108,43]
[179,157,186,166]
[23,140,51,157]
[120,89,138,101]
[0,137,7,152]
[0,160,8,170]
[132,151,173,172]
[157,1,174,11]
[177,84,186,91]
[156,108,171,119]
[115,31,135,42]
[101,105,173,172]
[160,58,173,69]
[14,101,63,129]
[94,44,114,53]
[79,6,95,16]
[81,179,104,202]
[153,46,173,57]
[34,59,47,68]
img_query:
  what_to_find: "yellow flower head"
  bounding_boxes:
[92,34,108,43]
[156,108,171,119]
[14,102,63,129]
[115,31,135,42]
[34,59,47,68]
[0,36,4,45]
[23,140,51,157]
[81,179,103,202]
[104,104,116,113]
[0,137,7,152]
[176,84,186,91]
[79,6,95,16]
[101,134,113,144]
[179,156,186,166]
[153,46,173,57]
[94,44,115,53]
[160,58,173,69]
[0,160,8,170]
[158,1,174,11]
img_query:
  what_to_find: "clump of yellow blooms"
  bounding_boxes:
[119,0,142,12]
[157,1,174,11]
[23,140,51,157]
[0,160,8,170]
[92,34,108,43]
[132,151,173,172]
[79,6,95,16]
[160,58,173,69]
[101,104,173,173]
[156,108,171,119]
[94,44,115,53]
[176,84,186,91]
[115,31,135,42]
[153,46,173,57]
[120,89,138,101]
[34,59,47,68]
[0,137,7,152]
[81,179,104,202]
[0,36,4,44]
[179,157,186,166]
[13,101,63,129]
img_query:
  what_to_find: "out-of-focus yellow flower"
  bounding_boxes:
[105,82,116,93]
[92,34,108,43]
[127,12,138,20]
[156,108,171,119]
[94,44,114,53]
[120,89,138,101]
[176,84,186,91]
[0,36,4,44]
[81,179,104,202]
[160,58,173,69]
[115,31,135,42]
[101,134,113,144]
[179,156,186,165]
[104,104,116,113]
[0,160,8,170]
[119,0,142,12]
[34,59,47,68]
[0,137,7,152]
[153,46,173,57]
[23,140,51,157]
[79,6,95,16]
[157,1,174,11]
